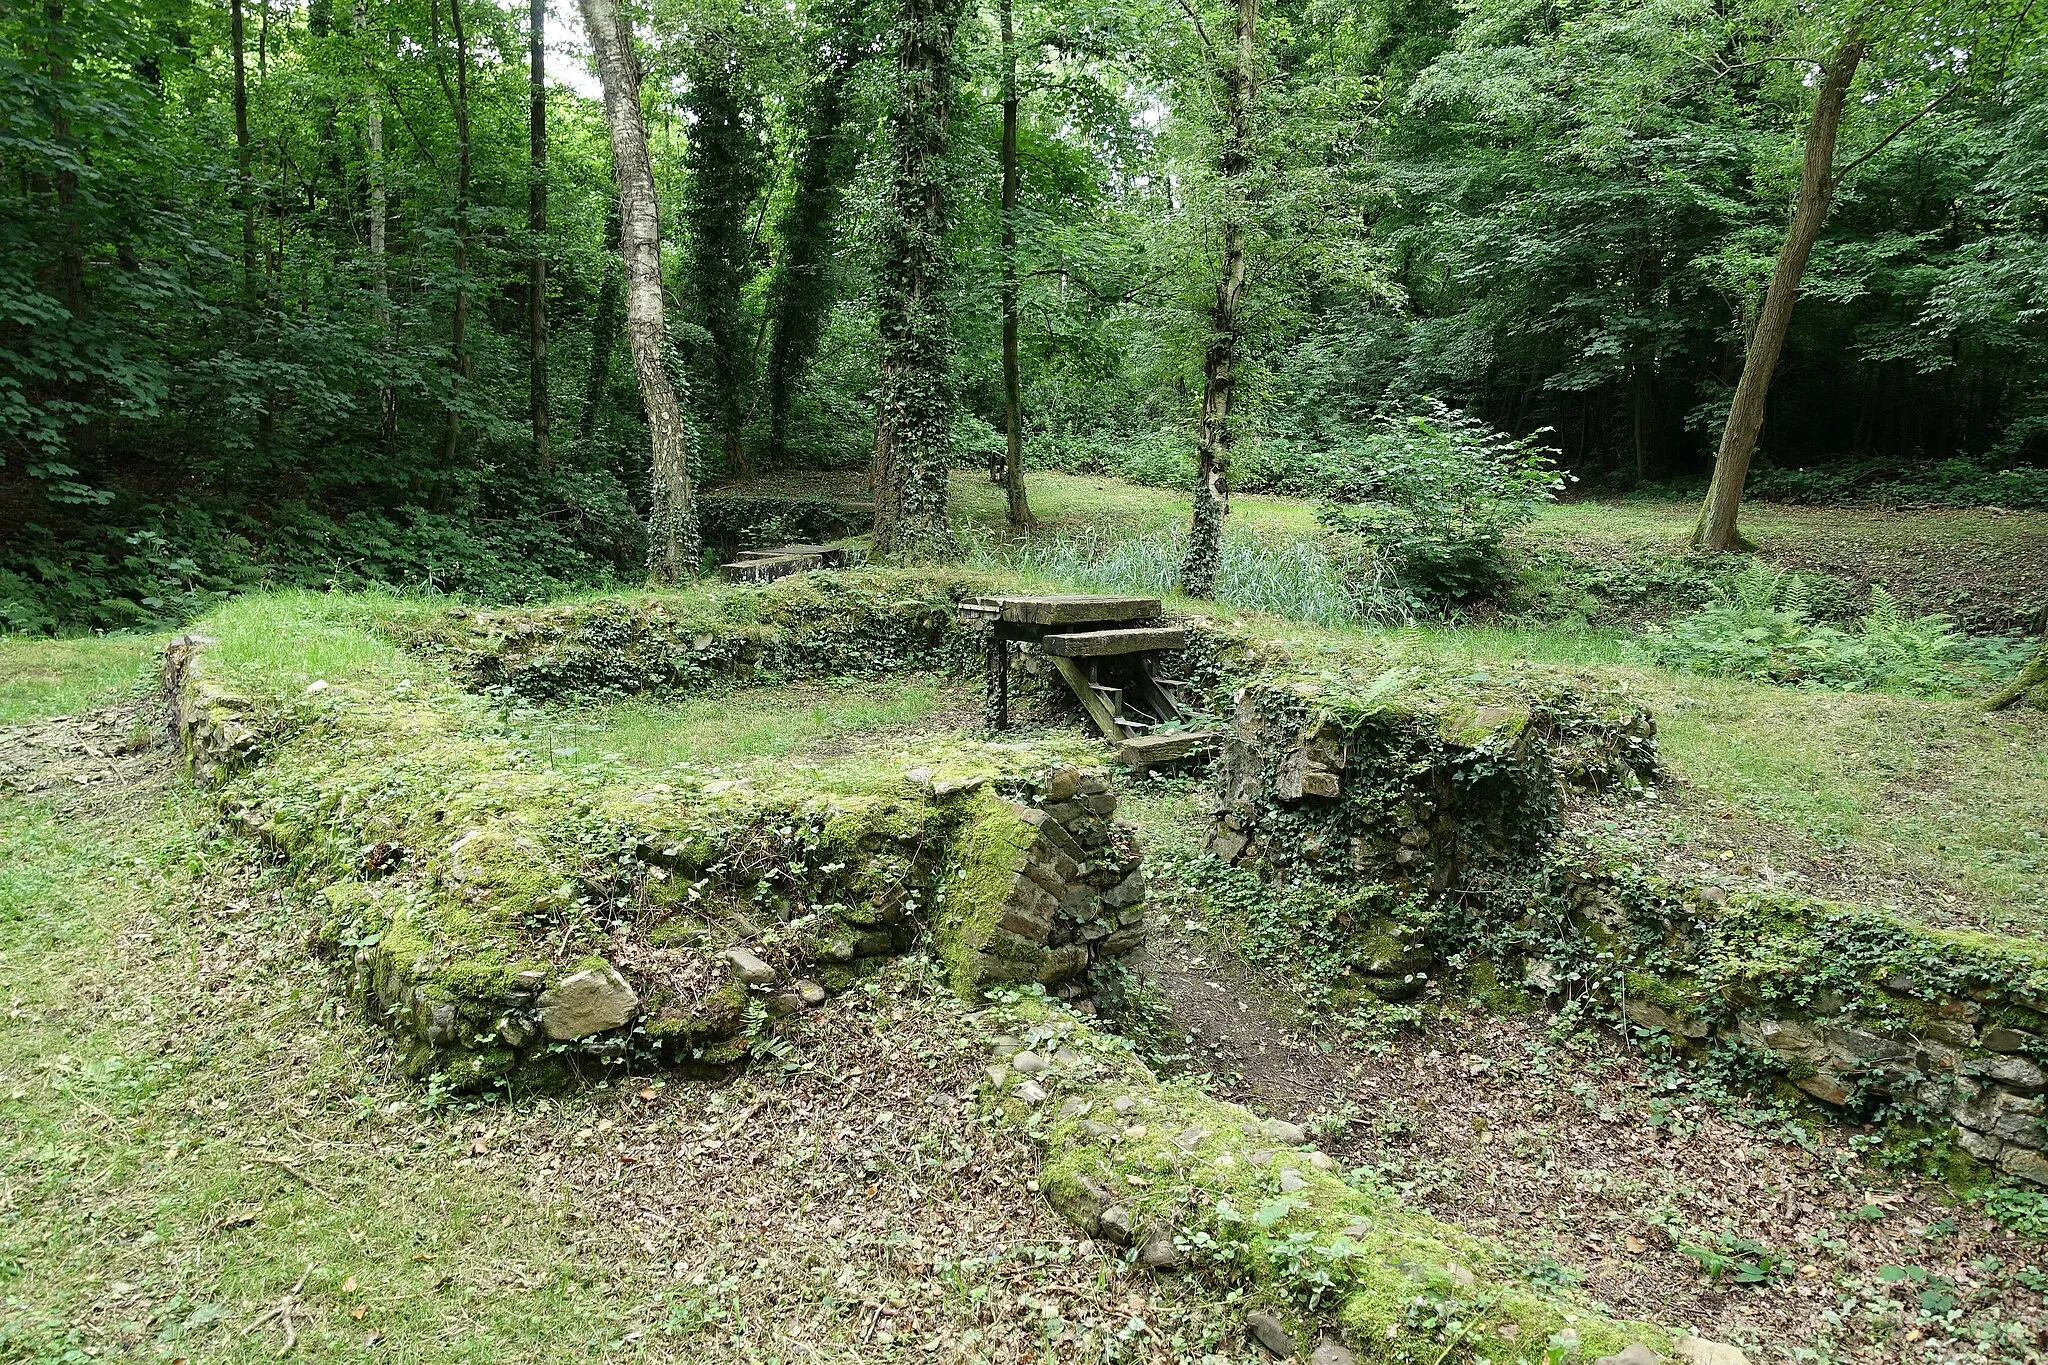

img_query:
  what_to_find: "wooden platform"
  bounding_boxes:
[962,594,1160,628]
[1118,731,1216,767]
[1040,626,1187,658]
[718,543,852,584]
[962,593,1214,765]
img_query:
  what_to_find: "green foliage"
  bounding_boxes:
[1669,1229,1791,1286]
[1314,402,1566,608]
[1171,853,1437,1006]
[1749,457,2048,510]
[1634,562,2008,695]
[696,494,870,554]
[682,48,770,475]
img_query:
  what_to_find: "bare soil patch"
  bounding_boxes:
[1139,893,2048,1364]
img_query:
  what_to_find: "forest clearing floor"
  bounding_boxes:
[707,469,2048,634]
[0,699,1267,1364]
[6,570,2048,1363]
[1119,785,2048,1364]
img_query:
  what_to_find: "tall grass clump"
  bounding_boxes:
[962,524,1371,626]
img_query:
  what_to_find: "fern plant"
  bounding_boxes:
[1636,571,1975,696]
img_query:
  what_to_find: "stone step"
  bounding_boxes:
[1117,730,1217,767]
[963,594,1161,627]
[1040,626,1187,658]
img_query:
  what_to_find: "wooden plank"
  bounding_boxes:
[990,594,1160,626]
[1117,731,1217,765]
[1040,627,1186,658]
[1050,656,1129,741]
[720,553,821,584]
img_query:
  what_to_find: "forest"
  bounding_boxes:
[9,2,2048,1363]
[7,0,2048,630]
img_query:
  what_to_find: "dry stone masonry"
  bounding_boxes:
[1202,671,2048,1188]
[165,626,1145,1090]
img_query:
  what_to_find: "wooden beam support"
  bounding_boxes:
[1040,627,1187,658]
[1050,655,1128,741]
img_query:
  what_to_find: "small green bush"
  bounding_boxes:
[1314,401,1567,608]
[1633,561,2015,695]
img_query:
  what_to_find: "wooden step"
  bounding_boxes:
[1117,730,1218,766]
[963,594,1160,627]
[1040,626,1187,658]
[736,543,848,567]
[720,552,821,584]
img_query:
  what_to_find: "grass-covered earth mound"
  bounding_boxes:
[6,541,2048,1364]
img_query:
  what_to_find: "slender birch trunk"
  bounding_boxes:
[437,0,473,466]
[579,0,699,580]
[355,1,395,443]
[998,0,1033,528]
[1181,0,1258,598]
[529,0,550,474]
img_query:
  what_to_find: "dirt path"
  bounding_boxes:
[0,699,174,815]
[1139,909,2048,1364]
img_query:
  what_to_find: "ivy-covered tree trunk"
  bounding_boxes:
[871,0,967,560]
[579,0,698,581]
[997,0,1032,529]
[578,200,623,444]
[354,0,395,444]
[763,1,862,462]
[683,55,766,483]
[528,0,549,474]
[230,0,256,307]
[434,0,473,465]
[1181,0,1259,599]
[1694,33,1864,553]
[1988,639,2048,711]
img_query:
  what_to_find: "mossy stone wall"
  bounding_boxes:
[165,632,1146,1091]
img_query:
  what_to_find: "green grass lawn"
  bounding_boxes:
[1335,621,2048,935]
[513,676,972,771]
[0,632,159,724]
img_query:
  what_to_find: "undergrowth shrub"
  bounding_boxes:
[1314,400,1567,608]
[1633,561,2022,695]
[1746,456,2048,509]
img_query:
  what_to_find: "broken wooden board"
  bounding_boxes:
[720,553,822,584]
[1049,656,1131,741]
[737,543,848,567]
[1040,626,1187,658]
[963,594,1160,627]
[1117,730,1217,767]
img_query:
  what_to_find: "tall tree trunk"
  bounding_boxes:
[361,15,395,444]
[763,3,861,461]
[231,0,256,306]
[1631,362,1657,487]
[578,201,624,443]
[1693,34,1864,552]
[46,3,84,318]
[435,0,473,467]
[997,0,1032,529]
[366,139,393,442]
[871,0,968,558]
[579,0,698,581]
[529,0,550,474]
[682,59,765,484]
[1181,0,1259,599]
